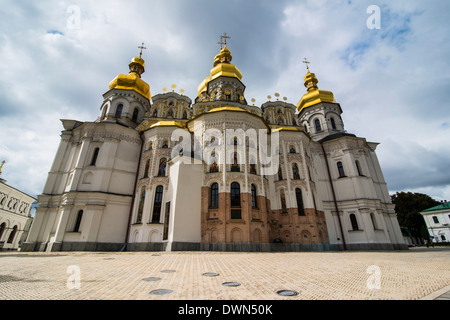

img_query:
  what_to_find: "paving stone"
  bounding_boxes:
[0,248,449,300]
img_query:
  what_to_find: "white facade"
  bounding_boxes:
[421,203,450,243]
[22,46,407,252]
[0,179,36,250]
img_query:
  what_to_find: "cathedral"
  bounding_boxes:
[22,39,407,252]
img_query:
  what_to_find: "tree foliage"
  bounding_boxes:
[391,192,440,238]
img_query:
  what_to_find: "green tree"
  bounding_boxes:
[391,192,440,241]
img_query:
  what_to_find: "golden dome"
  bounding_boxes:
[198,46,243,97]
[109,56,151,100]
[296,70,335,112]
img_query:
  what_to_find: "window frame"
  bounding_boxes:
[230,182,241,208]
[115,104,123,118]
[90,147,100,166]
[152,185,164,223]
[132,108,139,122]
[251,184,257,209]
[210,183,219,208]
[296,188,305,216]
[337,161,346,178]
[315,118,322,132]
[73,210,84,232]
[350,213,359,231]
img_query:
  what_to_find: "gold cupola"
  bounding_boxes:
[198,45,243,97]
[109,52,151,100]
[296,68,336,113]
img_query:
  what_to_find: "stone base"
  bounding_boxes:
[20,241,126,252]
[345,242,409,251]
[129,242,340,252]
[19,241,408,252]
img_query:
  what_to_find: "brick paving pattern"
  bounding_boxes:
[0,248,449,300]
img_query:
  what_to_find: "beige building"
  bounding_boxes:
[22,43,406,252]
[0,170,36,250]
[420,202,450,243]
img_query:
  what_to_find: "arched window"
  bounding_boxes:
[249,156,257,175]
[143,159,150,178]
[295,188,305,216]
[292,163,300,180]
[230,182,241,207]
[7,225,17,243]
[210,152,219,173]
[280,189,287,213]
[115,104,123,118]
[278,166,283,181]
[337,161,346,178]
[136,186,146,223]
[315,119,322,132]
[0,222,6,240]
[158,158,167,177]
[100,105,107,120]
[90,148,100,166]
[132,108,139,122]
[330,117,337,130]
[370,213,378,230]
[251,184,257,209]
[73,210,83,232]
[350,214,359,231]
[210,183,219,208]
[152,186,164,223]
[230,183,241,220]
[312,194,318,215]
[355,160,363,176]
[277,116,285,125]
[231,153,240,172]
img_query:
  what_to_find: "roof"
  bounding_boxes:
[0,179,37,201]
[319,132,357,143]
[421,202,450,213]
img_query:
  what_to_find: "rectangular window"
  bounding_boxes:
[231,209,242,220]
[432,216,439,224]
[163,202,170,241]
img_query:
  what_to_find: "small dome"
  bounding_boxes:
[296,70,336,112]
[109,56,151,100]
[131,56,145,67]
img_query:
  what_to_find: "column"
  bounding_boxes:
[47,205,73,252]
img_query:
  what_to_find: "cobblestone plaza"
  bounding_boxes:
[1,248,449,300]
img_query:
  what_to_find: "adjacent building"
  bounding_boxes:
[0,172,36,250]
[420,202,450,243]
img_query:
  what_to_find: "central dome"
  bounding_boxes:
[198,46,243,97]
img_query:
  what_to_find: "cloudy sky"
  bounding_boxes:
[1,0,449,203]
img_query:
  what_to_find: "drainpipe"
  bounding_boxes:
[122,131,144,251]
[320,142,347,250]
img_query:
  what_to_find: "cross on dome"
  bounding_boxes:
[219,32,231,49]
[138,42,147,58]
[303,57,311,71]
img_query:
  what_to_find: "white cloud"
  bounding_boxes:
[0,0,449,202]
